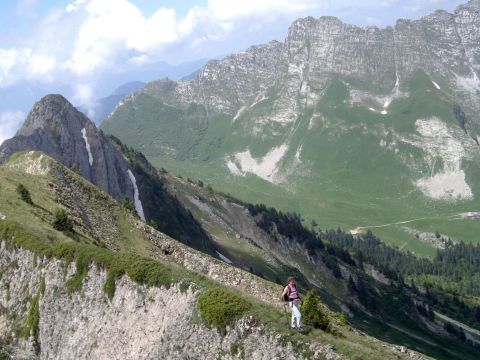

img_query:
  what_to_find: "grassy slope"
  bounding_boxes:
[0,152,441,360]
[103,71,480,258]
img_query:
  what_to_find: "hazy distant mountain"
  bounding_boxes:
[85,81,146,125]
[0,58,210,130]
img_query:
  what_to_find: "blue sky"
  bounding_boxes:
[0,0,468,142]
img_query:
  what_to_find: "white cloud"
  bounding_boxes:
[0,111,25,145]
[64,0,321,75]
[71,84,96,118]
[0,48,56,85]
[66,0,183,74]
[207,0,319,20]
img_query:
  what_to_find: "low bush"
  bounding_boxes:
[52,208,73,232]
[16,184,33,205]
[122,197,134,211]
[198,287,251,330]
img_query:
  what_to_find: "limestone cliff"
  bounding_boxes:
[0,244,343,360]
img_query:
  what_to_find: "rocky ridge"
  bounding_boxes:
[0,95,134,203]
[120,0,480,119]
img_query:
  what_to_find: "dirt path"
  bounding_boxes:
[350,214,463,234]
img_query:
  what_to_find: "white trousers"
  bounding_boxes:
[289,299,301,328]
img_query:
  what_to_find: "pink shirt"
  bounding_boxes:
[288,284,299,300]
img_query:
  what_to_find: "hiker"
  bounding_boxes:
[282,276,302,330]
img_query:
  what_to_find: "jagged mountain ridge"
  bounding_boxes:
[0,95,215,255]
[106,0,480,116]
[102,0,480,256]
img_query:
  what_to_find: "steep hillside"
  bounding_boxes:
[0,95,215,255]
[0,151,432,360]
[157,171,480,359]
[102,1,480,256]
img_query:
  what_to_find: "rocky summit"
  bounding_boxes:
[0,94,134,203]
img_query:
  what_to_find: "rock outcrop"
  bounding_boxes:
[0,244,344,360]
[0,95,134,203]
[115,0,480,118]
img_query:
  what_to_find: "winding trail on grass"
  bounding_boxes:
[350,213,469,235]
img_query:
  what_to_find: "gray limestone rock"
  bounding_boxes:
[0,94,134,203]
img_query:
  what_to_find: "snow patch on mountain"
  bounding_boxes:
[405,117,473,201]
[233,105,247,122]
[294,145,303,162]
[432,81,441,90]
[216,251,233,264]
[127,169,146,221]
[250,95,268,108]
[81,128,93,166]
[229,144,289,183]
[380,72,401,109]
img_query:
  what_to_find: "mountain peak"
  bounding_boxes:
[17,94,88,138]
[0,93,131,202]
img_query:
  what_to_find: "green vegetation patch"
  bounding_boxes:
[21,284,41,340]
[0,220,176,298]
[197,287,252,330]
[15,183,33,205]
[52,208,74,233]
[22,294,39,339]
[301,290,330,331]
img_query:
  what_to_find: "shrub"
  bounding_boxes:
[52,208,73,232]
[122,197,134,211]
[198,287,251,330]
[301,289,329,330]
[16,184,33,205]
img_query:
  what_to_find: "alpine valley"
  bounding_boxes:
[2,2,480,360]
[103,0,480,257]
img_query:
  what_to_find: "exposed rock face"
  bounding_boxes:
[0,95,133,202]
[121,0,480,117]
[0,244,344,360]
